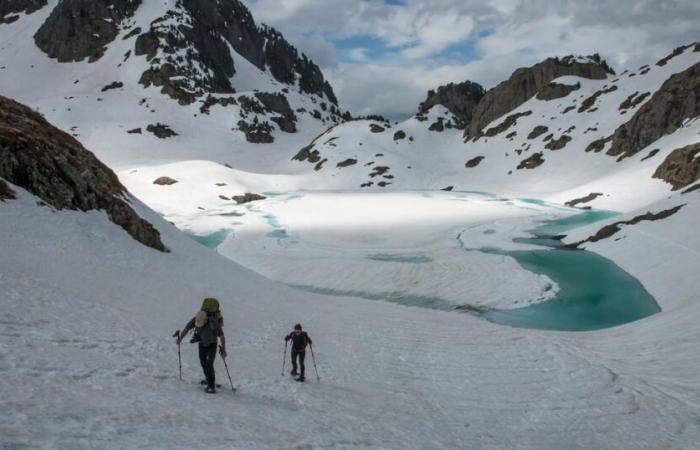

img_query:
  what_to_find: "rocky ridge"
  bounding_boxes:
[0,96,165,252]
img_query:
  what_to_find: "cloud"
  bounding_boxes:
[248,0,700,117]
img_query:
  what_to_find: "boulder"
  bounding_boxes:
[517,153,545,170]
[147,123,178,139]
[153,177,178,186]
[465,156,485,168]
[232,193,267,204]
[527,125,549,140]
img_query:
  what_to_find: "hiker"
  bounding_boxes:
[285,323,312,382]
[177,298,227,393]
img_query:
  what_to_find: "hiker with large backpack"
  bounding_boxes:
[176,298,227,393]
[284,323,312,382]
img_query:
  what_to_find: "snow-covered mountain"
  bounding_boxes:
[2,1,700,447]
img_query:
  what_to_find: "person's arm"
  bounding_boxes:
[176,318,195,344]
[284,333,292,341]
[218,334,227,358]
[306,333,312,346]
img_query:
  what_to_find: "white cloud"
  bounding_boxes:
[247,0,700,117]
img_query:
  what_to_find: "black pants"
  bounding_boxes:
[199,343,217,388]
[291,350,306,377]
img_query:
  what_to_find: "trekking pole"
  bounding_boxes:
[310,344,320,381]
[220,345,236,391]
[281,340,288,376]
[173,330,182,381]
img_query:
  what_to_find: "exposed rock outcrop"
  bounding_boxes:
[232,193,266,204]
[147,123,178,139]
[465,55,612,139]
[652,143,700,190]
[0,179,16,201]
[465,156,484,168]
[34,0,142,62]
[565,193,603,207]
[566,205,685,248]
[369,124,385,133]
[238,119,273,143]
[255,92,297,133]
[578,85,618,113]
[134,0,337,105]
[527,125,549,139]
[153,177,178,186]
[544,135,572,151]
[337,158,357,168]
[483,111,532,138]
[0,95,165,251]
[1,0,47,24]
[418,81,485,129]
[517,152,545,170]
[607,62,700,159]
[393,130,406,141]
[536,82,580,101]
[619,91,651,111]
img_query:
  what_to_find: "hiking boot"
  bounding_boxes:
[296,376,305,382]
[205,386,216,394]
[200,379,208,385]
[290,370,298,376]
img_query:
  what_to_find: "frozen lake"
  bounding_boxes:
[183,191,660,331]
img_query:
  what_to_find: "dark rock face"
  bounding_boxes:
[127,128,142,134]
[232,192,266,204]
[619,91,651,111]
[566,205,685,248]
[238,120,274,143]
[465,55,612,139]
[607,62,700,159]
[527,125,549,139]
[656,44,694,66]
[517,152,545,170]
[0,178,16,201]
[337,158,357,168]
[0,96,165,251]
[1,0,47,23]
[536,82,580,101]
[585,136,612,153]
[393,130,406,141]
[578,85,618,113]
[293,145,321,163]
[565,192,603,207]
[544,135,572,151]
[153,177,178,186]
[101,81,124,92]
[428,120,445,132]
[369,124,385,133]
[418,81,485,129]
[34,0,142,62]
[653,143,700,190]
[146,123,178,139]
[483,111,532,138]
[255,92,297,133]
[135,0,337,105]
[465,156,484,168]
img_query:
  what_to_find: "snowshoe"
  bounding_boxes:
[296,376,306,383]
[205,386,216,394]
[290,370,298,376]
[201,380,222,388]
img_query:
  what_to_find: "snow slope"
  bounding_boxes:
[2,181,700,449]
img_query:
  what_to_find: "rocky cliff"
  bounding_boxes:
[417,81,484,129]
[134,0,336,105]
[34,0,141,62]
[0,0,47,23]
[0,96,165,251]
[465,55,613,139]
[607,60,700,160]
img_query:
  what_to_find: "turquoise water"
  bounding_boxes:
[185,229,231,249]
[474,211,660,331]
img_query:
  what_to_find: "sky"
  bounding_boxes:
[248,0,700,119]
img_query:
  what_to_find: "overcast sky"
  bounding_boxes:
[248,0,700,119]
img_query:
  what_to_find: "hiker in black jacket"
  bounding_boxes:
[285,323,312,382]
[177,298,227,393]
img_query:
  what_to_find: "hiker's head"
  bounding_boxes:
[294,323,302,333]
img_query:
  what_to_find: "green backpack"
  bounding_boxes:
[191,298,224,343]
